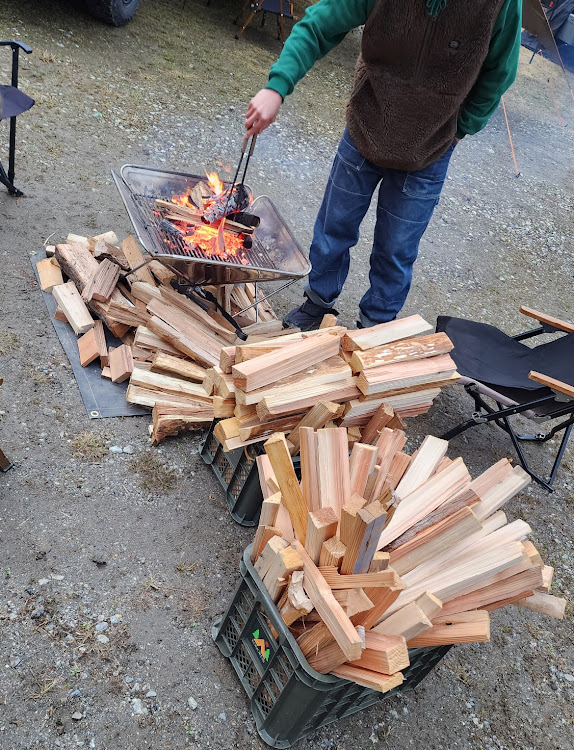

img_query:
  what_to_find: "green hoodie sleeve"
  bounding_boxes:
[456,0,522,138]
[266,0,375,101]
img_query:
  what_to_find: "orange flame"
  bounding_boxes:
[206,171,224,196]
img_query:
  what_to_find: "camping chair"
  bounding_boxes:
[234,1,295,45]
[0,41,34,197]
[0,378,12,472]
[437,307,574,492]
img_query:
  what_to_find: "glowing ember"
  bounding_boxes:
[183,222,245,259]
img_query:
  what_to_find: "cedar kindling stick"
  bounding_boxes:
[300,426,321,512]
[264,433,309,543]
[316,427,351,514]
[340,499,388,575]
[319,566,401,590]
[407,610,491,647]
[350,332,454,371]
[287,401,342,456]
[349,443,379,498]
[292,541,363,661]
[341,315,433,351]
[394,435,449,501]
[513,590,567,619]
[232,332,341,392]
[305,508,339,565]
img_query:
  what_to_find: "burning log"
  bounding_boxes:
[202,184,250,225]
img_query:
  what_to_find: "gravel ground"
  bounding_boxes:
[0,2,573,749]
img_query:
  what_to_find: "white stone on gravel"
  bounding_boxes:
[146,690,157,698]
[188,696,198,710]
[132,698,148,715]
[109,446,123,454]
[123,445,135,454]
[96,634,109,644]
[95,622,108,632]
[38,578,50,585]
[71,712,83,721]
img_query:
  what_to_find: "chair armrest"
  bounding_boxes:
[519,306,574,334]
[529,371,574,399]
[0,41,33,54]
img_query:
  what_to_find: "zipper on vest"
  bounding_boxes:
[414,15,438,82]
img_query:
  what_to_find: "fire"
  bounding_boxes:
[206,171,224,196]
[183,222,245,259]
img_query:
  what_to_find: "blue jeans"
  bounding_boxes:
[305,127,456,325]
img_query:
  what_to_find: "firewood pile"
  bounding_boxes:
[250,427,566,693]
[37,231,460,449]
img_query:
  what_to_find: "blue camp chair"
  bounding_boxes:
[0,41,34,197]
[234,1,295,45]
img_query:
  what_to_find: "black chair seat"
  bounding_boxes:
[437,314,574,491]
[0,85,34,120]
[437,315,574,392]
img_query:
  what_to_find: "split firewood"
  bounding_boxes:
[109,344,134,383]
[36,257,64,292]
[151,403,214,445]
[52,281,94,335]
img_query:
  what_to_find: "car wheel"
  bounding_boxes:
[85,0,141,26]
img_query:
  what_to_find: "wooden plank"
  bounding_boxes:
[389,507,483,577]
[77,327,100,367]
[407,611,491,647]
[386,452,412,490]
[305,508,339,565]
[151,403,214,444]
[357,354,457,397]
[320,313,338,328]
[394,436,449,501]
[92,320,108,366]
[349,443,378,498]
[472,466,531,522]
[150,352,206,383]
[147,301,221,367]
[414,592,443,621]
[121,235,156,285]
[439,567,543,616]
[160,286,237,344]
[264,433,309,543]
[331,665,403,693]
[319,566,401,590]
[369,551,390,573]
[133,325,183,357]
[360,403,395,445]
[254,536,289,580]
[377,457,471,549]
[341,315,433,352]
[340,500,387,575]
[126,384,213,410]
[84,258,121,302]
[514,590,567,619]
[109,344,134,383]
[528,370,574,399]
[351,585,404,630]
[339,495,368,547]
[350,332,454,371]
[36,257,63,292]
[519,305,574,334]
[293,541,363,661]
[373,601,432,641]
[130,364,212,402]
[300,426,320,512]
[316,427,351,514]
[384,542,526,618]
[52,281,94,335]
[347,632,410,675]
[287,401,342,456]
[261,543,303,602]
[232,333,341,392]
[212,396,235,418]
[106,299,150,328]
[319,537,346,568]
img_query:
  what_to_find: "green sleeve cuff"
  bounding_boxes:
[266,76,290,102]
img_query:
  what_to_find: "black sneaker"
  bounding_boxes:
[283,298,337,331]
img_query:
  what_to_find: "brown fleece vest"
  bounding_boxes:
[346,0,506,171]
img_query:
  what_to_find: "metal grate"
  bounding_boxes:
[131,192,276,269]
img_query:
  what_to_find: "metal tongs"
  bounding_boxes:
[223,132,258,218]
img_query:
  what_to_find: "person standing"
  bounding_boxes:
[245,0,522,329]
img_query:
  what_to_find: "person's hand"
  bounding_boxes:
[245,89,282,136]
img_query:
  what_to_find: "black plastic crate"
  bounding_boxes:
[212,546,451,748]
[201,419,300,527]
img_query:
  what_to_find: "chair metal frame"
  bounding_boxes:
[0,40,33,197]
[234,0,295,45]
[440,314,574,492]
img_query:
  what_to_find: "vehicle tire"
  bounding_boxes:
[85,0,141,26]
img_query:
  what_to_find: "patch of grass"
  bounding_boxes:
[0,330,20,355]
[175,561,203,575]
[71,430,110,462]
[131,452,178,492]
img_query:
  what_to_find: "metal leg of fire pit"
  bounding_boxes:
[231,278,298,319]
[0,448,13,472]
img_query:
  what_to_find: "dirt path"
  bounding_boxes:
[0,2,573,749]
